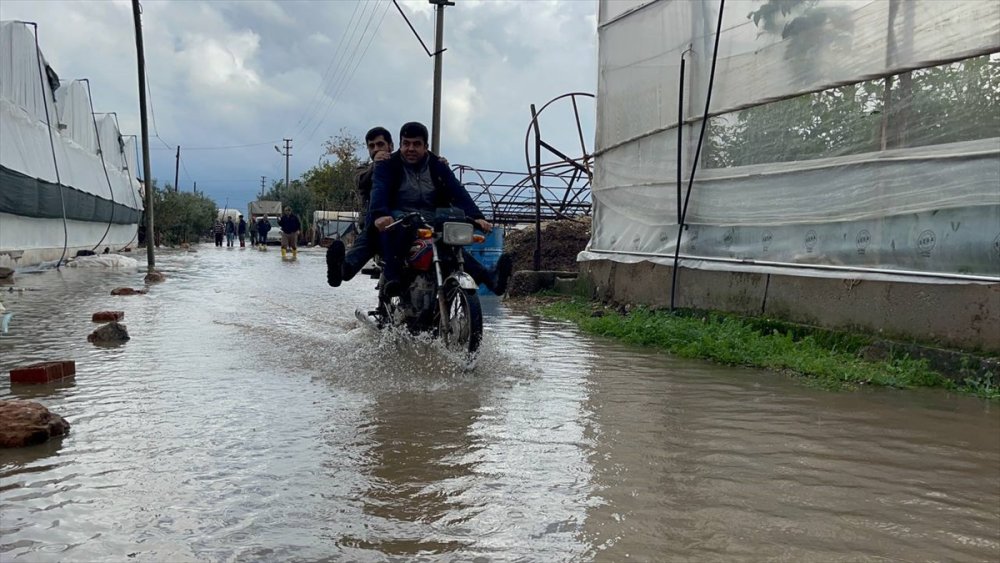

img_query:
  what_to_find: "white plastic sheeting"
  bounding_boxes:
[0,21,55,125]
[55,80,98,152]
[589,0,1000,281]
[0,21,142,268]
[67,254,139,269]
[0,213,138,267]
[597,0,1000,151]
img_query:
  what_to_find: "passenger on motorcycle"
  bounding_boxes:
[367,121,512,297]
[326,126,394,288]
[327,125,458,288]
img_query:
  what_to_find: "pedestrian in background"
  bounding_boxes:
[278,207,301,259]
[257,215,272,249]
[238,215,248,248]
[225,216,236,247]
[213,219,224,247]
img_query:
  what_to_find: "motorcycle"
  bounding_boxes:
[355,209,485,355]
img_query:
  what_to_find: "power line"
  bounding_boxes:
[297,0,380,139]
[293,0,365,134]
[144,72,173,150]
[149,140,281,151]
[303,0,390,144]
[180,158,194,184]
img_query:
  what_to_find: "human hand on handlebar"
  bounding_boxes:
[375,216,393,231]
[474,219,492,233]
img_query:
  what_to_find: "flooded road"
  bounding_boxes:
[1,245,998,562]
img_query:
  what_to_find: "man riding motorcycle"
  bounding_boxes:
[331,121,512,297]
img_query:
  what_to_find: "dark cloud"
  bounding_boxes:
[1,0,596,213]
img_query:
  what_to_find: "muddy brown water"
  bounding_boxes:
[1,245,997,562]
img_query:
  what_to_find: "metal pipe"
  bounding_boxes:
[530,103,542,271]
[671,0,725,311]
[587,248,1000,283]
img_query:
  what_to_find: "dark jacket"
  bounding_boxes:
[355,163,375,228]
[356,164,375,209]
[257,218,271,237]
[278,213,301,234]
[225,219,235,234]
[368,151,484,226]
[238,218,247,235]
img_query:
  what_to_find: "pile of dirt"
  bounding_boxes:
[503,217,591,272]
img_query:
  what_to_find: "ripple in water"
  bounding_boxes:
[1,246,998,562]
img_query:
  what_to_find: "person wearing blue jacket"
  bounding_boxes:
[364,121,511,297]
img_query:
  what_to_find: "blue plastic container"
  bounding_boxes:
[468,226,504,295]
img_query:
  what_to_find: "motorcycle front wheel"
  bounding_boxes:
[441,285,483,355]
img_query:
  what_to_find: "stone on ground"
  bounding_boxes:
[88,322,130,344]
[0,400,71,448]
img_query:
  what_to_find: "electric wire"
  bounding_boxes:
[324,1,391,118]
[293,0,372,138]
[296,2,376,141]
[31,23,70,268]
[303,0,390,145]
[119,134,142,250]
[292,0,365,134]
[149,140,280,151]
[85,79,119,253]
[299,2,378,139]
[310,1,388,139]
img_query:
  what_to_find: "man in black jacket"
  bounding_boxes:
[327,126,393,287]
[370,122,510,296]
[278,206,301,258]
[237,214,248,248]
[328,122,511,296]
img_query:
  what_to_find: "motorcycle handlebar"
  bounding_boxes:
[384,212,484,233]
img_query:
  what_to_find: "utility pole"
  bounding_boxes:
[275,139,291,191]
[192,181,197,194]
[260,176,266,198]
[284,138,291,191]
[132,0,154,270]
[173,145,180,191]
[429,0,454,155]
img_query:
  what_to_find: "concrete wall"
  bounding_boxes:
[580,260,1000,354]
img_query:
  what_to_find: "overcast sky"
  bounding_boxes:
[1,0,598,213]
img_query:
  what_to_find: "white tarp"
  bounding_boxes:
[0,21,55,125]
[55,80,98,152]
[67,254,139,269]
[597,0,1000,151]
[589,0,1000,280]
[0,21,142,269]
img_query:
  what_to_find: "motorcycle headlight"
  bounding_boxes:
[442,222,474,246]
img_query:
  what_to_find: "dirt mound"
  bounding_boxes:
[504,217,591,272]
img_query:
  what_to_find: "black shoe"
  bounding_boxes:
[381,279,403,298]
[492,253,513,296]
[326,240,345,287]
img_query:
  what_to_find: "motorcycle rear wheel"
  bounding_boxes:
[441,286,483,355]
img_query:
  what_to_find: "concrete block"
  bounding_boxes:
[10,361,76,384]
[92,311,125,323]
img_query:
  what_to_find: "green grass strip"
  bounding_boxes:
[539,299,998,397]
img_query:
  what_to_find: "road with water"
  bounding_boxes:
[1,245,998,562]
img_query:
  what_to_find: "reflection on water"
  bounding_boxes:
[1,245,997,562]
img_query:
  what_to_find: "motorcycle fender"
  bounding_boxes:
[451,272,478,291]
